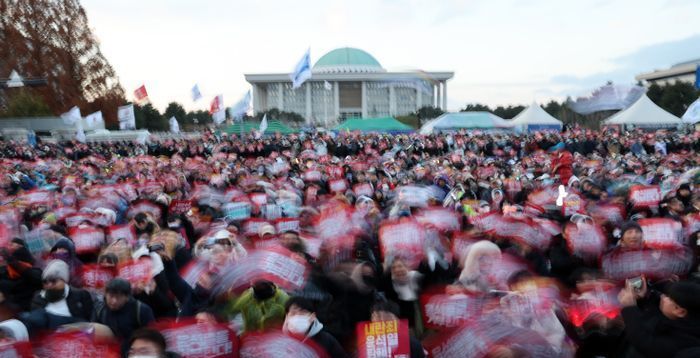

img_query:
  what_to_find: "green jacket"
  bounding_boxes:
[226,288,289,333]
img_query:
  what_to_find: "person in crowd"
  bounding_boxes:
[94,278,155,341]
[370,301,426,358]
[23,259,93,332]
[283,296,347,358]
[126,327,181,358]
[225,280,289,333]
[0,239,42,312]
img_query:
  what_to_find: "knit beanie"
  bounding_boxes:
[42,259,70,283]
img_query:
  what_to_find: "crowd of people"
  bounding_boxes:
[0,127,698,357]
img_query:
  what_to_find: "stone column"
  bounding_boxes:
[442,81,447,110]
[361,81,368,118]
[334,81,340,120]
[389,84,396,116]
[277,83,284,110]
[305,83,312,125]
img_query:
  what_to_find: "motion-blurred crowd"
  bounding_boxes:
[0,127,698,358]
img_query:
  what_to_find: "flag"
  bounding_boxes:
[84,111,103,128]
[118,104,136,130]
[191,84,202,102]
[228,91,251,121]
[134,85,149,102]
[695,65,700,90]
[682,97,700,124]
[212,110,226,125]
[257,114,268,138]
[290,48,312,89]
[209,94,224,115]
[324,80,332,91]
[7,70,23,88]
[75,120,86,143]
[169,117,180,133]
[61,106,81,126]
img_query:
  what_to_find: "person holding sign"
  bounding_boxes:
[369,301,425,358]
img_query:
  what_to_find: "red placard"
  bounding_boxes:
[81,264,115,289]
[415,207,461,232]
[564,222,607,260]
[601,247,693,281]
[170,200,193,215]
[328,179,348,193]
[274,218,300,233]
[239,332,327,358]
[0,341,33,358]
[249,193,267,208]
[127,200,163,221]
[242,218,271,237]
[420,290,485,329]
[35,331,120,358]
[379,220,425,267]
[151,319,239,358]
[117,258,153,284]
[107,224,136,245]
[353,183,374,197]
[314,204,355,240]
[216,246,309,294]
[326,166,344,180]
[303,170,322,182]
[562,192,585,217]
[567,281,621,327]
[639,218,684,249]
[65,213,95,228]
[356,320,410,358]
[68,226,105,254]
[589,203,626,226]
[628,185,661,209]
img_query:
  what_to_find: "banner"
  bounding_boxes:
[69,226,105,254]
[420,291,484,329]
[60,106,81,126]
[210,95,224,115]
[81,264,115,289]
[134,85,149,102]
[107,224,136,245]
[564,222,607,259]
[117,104,136,130]
[84,111,104,128]
[328,179,348,193]
[127,200,163,222]
[215,246,309,294]
[379,220,425,267]
[628,185,661,209]
[353,183,374,197]
[356,320,410,358]
[152,319,239,358]
[0,341,33,358]
[239,332,326,358]
[290,48,312,89]
[35,331,119,358]
[415,207,461,232]
[223,202,252,221]
[169,116,180,133]
[117,258,154,284]
[601,247,693,281]
[274,218,300,233]
[170,200,193,216]
[638,218,684,249]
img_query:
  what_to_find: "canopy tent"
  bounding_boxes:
[334,117,413,133]
[604,95,682,128]
[509,102,563,132]
[224,120,296,135]
[419,112,512,134]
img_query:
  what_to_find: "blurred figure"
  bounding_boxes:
[282,297,347,358]
[94,278,155,342]
[225,280,288,333]
[370,301,425,358]
[127,327,181,358]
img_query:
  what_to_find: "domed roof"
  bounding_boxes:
[313,47,385,73]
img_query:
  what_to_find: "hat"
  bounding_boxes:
[42,259,69,283]
[214,230,232,240]
[666,281,700,316]
[258,224,276,237]
[95,208,117,225]
[105,278,132,296]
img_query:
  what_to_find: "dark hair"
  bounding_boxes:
[98,253,118,266]
[285,296,316,314]
[128,328,166,354]
[105,278,131,296]
[370,300,400,317]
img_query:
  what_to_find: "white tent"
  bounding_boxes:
[605,95,682,128]
[509,102,563,132]
[419,112,512,134]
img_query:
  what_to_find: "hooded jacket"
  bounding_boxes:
[619,304,700,358]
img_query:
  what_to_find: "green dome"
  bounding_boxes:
[313,47,384,73]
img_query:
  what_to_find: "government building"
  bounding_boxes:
[244,47,453,125]
[636,58,699,87]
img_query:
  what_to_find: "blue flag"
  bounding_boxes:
[290,48,312,89]
[191,84,202,101]
[695,65,699,90]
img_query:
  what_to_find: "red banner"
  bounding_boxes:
[65,213,95,228]
[274,218,300,233]
[239,332,326,358]
[0,341,32,358]
[379,220,425,267]
[326,166,344,180]
[81,264,115,289]
[328,179,348,193]
[303,170,322,182]
[639,218,684,249]
[127,200,163,222]
[564,222,607,259]
[628,185,661,209]
[601,247,693,281]
[420,291,485,329]
[242,218,271,237]
[35,331,119,358]
[356,320,410,358]
[151,319,239,358]
[589,203,626,226]
[68,226,105,254]
[107,224,136,245]
[216,246,309,294]
[353,183,374,197]
[415,207,461,232]
[170,200,193,215]
[117,258,153,284]
[562,192,585,217]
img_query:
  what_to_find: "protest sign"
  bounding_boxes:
[356,319,410,358]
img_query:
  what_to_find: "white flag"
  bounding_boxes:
[259,114,268,133]
[228,91,251,121]
[75,120,86,143]
[290,48,312,89]
[212,110,226,125]
[191,84,202,102]
[61,106,81,126]
[682,98,700,124]
[169,116,180,133]
[118,104,136,130]
[324,80,332,91]
[7,70,23,88]
[84,111,104,128]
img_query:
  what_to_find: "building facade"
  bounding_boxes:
[636,58,699,87]
[244,47,453,125]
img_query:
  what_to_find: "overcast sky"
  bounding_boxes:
[81,0,700,112]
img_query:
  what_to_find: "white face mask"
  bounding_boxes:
[284,314,312,336]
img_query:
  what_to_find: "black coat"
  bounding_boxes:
[619,305,700,358]
[95,297,154,340]
[311,330,348,358]
[30,286,93,322]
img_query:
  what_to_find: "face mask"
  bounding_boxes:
[44,288,65,303]
[285,314,312,336]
